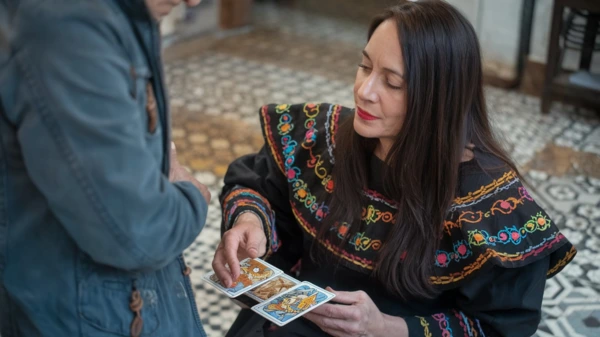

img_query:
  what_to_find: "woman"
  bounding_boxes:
[213,1,576,336]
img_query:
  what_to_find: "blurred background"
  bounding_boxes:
[159,1,599,336]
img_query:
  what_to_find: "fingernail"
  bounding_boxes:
[171,142,176,150]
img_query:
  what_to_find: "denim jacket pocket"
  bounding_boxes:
[77,256,160,336]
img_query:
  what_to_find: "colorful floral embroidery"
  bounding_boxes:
[254,103,575,286]
[302,103,335,191]
[268,103,332,218]
[445,185,535,235]
[362,205,396,225]
[330,222,383,251]
[444,211,485,235]
[468,212,551,247]
[431,232,567,284]
[435,240,472,267]
[432,313,454,337]
[292,205,375,269]
[349,232,382,251]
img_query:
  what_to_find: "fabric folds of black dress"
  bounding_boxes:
[220,103,576,337]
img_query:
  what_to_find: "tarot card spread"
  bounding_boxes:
[251,282,335,326]
[202,258,282,298]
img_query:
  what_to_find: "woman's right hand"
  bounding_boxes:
[211,212,267,287]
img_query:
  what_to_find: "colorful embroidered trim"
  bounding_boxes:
[444,185,533,235]
[432,313,454,337]
[362,204,396,225]
[330,220,383,250]
[416,316,433,337]
[324,104,340,164]
[547,245,577,276]
[435,240,472,268]
[291,204,375,269]
[222,188,281,254]
[468,212,551,247]
[450,171,520,212]
[475,319,486,337]
[261,104,287,175]
[431,232,568,284]
[266,103,331,218]
[363,189,398,209]
[453,310,476,337]
[302,104,334,192]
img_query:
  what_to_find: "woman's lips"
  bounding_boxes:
[356,107,378,121]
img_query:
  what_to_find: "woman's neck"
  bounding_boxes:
[374,138,393,161]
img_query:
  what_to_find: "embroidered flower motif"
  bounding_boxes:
[326,179,334,191]
[519,186,534,201]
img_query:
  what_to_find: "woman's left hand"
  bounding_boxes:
[304,287,406,337]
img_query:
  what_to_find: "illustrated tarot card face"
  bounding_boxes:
[202,258,282,297]
[246,274,300,302]
[251,282,335,326]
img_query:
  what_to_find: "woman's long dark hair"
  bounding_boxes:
[315,0,521,300]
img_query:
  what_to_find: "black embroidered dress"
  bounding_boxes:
[220,103,576,337]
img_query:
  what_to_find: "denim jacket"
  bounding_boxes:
[0,0,208,336]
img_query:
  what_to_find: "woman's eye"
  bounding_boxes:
[387,82,403,90]
[358,64,372,71]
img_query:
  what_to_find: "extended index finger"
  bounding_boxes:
[222,231,243,282]
[212,245,234,288]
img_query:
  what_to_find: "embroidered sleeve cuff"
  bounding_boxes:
[221,186,281,258]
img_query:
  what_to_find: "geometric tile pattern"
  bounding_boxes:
[166,4,600,336]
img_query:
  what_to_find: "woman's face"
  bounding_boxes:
[353,19,407,148]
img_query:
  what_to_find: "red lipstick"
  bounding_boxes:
[356,107,378,121]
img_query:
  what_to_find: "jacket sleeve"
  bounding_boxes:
[10,5,208,271]
[405,257,550,337]
[220,146,292,258]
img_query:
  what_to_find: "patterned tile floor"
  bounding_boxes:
[168,4,600,337]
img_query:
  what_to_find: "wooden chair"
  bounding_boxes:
[541,0,600,113]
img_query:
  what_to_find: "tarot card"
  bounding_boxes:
[202,258,282,298]
[246,274,300,303]
[251,282,335,326]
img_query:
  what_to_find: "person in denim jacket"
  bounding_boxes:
[0,0,211,336]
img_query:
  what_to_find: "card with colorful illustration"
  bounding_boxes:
[251,282,335,326]
[202,258,283,298]
[245,274,300,303]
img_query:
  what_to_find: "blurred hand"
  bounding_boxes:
[212,212,267,287]
[169,142,211,203]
